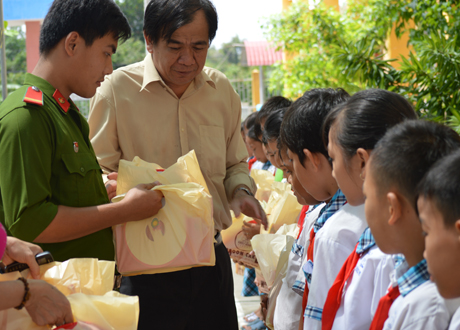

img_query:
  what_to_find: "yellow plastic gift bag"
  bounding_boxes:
[0,259,139,330]
[221,212,259,269]
[251,234,295,288]
[250,169,274,202]
[116,150,209,193]
[265,182,302,233]
[113,183,214,275]
[112,150,215,275]
[265,235,295,330]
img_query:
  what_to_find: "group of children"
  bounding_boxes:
[237,88,460,330]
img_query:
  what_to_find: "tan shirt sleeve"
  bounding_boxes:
[223,86,256,201]
[88,80,121,174]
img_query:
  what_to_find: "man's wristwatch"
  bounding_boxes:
[233,186,254,198]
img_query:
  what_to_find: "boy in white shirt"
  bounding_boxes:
[363,120,460,330]
[417,150,460,330]
[279,88,366,330]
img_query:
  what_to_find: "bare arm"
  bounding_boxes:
[35,182,163,243]
[0,280,73,327]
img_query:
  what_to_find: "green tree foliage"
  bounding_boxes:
[0,26,27,96]
[115,0,145,43]
[265,0,460,131]
[206,35,252,79]
[112,0,146,69]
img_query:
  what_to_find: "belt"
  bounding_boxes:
[214,232,222,245]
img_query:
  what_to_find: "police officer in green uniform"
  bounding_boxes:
[0,0,164,262]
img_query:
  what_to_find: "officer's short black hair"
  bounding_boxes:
[280,88,350,166]
[417,150,460,227]
[144,0,218,45]
[39,0,131,56]
[370,120,460,205]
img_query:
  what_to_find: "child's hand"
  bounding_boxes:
[242,219,261,240]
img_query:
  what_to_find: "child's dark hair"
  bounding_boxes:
[254,96,292,138]
[371,120,460,205]
[263,107,287,149]
[323,89,417,163]
[247,126,261,142]
[39,0,131,55]
[244,112,258,131]
[144,0,218,45]
[417,150,460,226]
[280,88,350,166]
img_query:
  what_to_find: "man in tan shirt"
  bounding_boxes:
[88,0,266,329]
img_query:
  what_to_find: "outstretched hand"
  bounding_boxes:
[122,182,164,221]
[3,238,43,279]
[230,190,268,229]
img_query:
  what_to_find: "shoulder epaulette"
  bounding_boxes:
[23,86,44,106]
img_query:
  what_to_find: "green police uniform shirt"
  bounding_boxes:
[0,73,114,262]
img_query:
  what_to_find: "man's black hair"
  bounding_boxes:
[371,120,460,205]
[39,0,131,55]
[323,89,417,162]
[254,96,292,139]
[280,88,350,166]
[417,150,460,227]
[144,0,218,45]
[244,112,258,130]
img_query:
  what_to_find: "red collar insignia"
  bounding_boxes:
[52,89,70,113]
[23,86,44,106]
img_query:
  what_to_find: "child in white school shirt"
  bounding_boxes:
[277,88,366,330]
[363,120,460,330]
[417,150,460,330]
[272,106,327,330]
[273,163,325,330]
[320,89,418,330]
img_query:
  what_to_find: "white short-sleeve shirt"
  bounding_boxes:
[384,280,458,330]
[331,246,395,330]
[303,203,367,330]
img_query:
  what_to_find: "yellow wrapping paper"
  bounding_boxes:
[265,182,302,234]
[0,259,139,330]
[265,235,295,330]
[113,150,215,276]
[251,234,295,288]
[250,169,274,202]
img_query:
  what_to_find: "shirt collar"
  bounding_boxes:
[23,73,78,114]
[141,55,216,92]
[356,227,376,255]
[262,160,272,170]
[313,189,347,233]
[397,258,430,297]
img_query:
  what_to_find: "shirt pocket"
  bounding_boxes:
[59,152,103,206]
[199,125,226,177]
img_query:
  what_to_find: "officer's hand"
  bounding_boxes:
[105,172,118,201]
[122,182,164,221]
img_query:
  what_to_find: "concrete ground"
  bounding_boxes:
[232,263,262,329]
